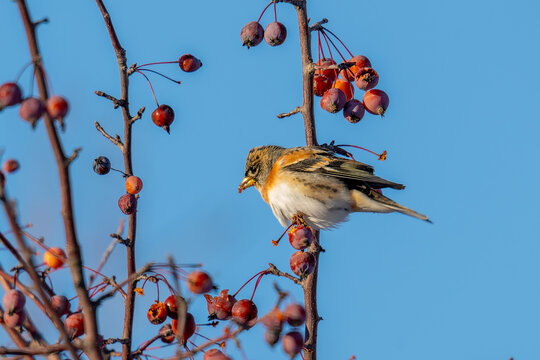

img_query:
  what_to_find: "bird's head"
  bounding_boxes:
[239,145,285,193]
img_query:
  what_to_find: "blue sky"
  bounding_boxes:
[1,0,540,359]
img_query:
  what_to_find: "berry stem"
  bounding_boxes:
[249,271,267,301]
[321,30,346,62]
[135,60,179,68]
[321,26,354,58]
[257,1,274,23]
[135,70,159,107]
[14,60,34,83]
[320,31,339,82]
[272,222,295,246]
[137,68,181,85]
[232,270,267,297]
[273,0,277,22]
[317,31,325,61]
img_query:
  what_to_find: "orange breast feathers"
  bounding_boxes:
[260,149,329,202]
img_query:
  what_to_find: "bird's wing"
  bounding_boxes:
[279,147,404,190]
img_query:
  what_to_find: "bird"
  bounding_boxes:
[238,145,430,230]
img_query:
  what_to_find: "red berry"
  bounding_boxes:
[172,312,196,343]
[147,301,168,325]
[204,349,231,360]
[282,331,304,357]
[3,310,26,328]
[313,74,333,97]
[241,21,264,48]
[65,312,85,338]
[2,289,26,314]
[2,159,19,174]
[231,299,258,326]
[0,82,22,109]
[354,67,379,91]
[151,104,175,133]
[320,88,346,113]
[159,323,175,343]
[315,58,337,83]
[164,295,183,319]
[118,193,137,215]
[205,289,237,320]
[125,176,143,195]
[289,251,316,277]
[178,54,202,72]
[363,89,389,116]
[46,95,69,119]
[284,303,306,327]
[264,22,287,46]
[343,99,365,123]
[340,55,372,81]
[93,156,111,175]
[51,295,71,316]
[19,97,45,126]
[43,247,66,269]
[186,270,213,294]
[288,226,313,250]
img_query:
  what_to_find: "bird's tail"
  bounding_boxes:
[371,190,432,223]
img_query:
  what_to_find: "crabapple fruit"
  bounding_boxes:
[186,270,213,294]
[264,22,287,46]
[320,88,346,113]
[241,21,264,48]
[363,89,389,116]
[343,99,365,123]
[151,104,174,133]
[118,193,137,215]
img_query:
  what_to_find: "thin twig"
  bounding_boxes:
[65,147,82,166]
[95,121,124,151]
[277,106,301,119]
[309,18,328,32]
[130,107,145,124]
[95,90,127,109]
[266,263,301,285]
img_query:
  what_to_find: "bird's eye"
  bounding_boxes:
[247,165,259,177]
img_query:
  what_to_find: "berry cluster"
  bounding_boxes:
[262,302,306,357]
[0,81,69,128]
[93,156,144,215]
[314,28,389,122]
[130,53,202,133]
[241,2,287,48]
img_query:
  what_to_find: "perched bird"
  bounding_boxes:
[239,145,430,230]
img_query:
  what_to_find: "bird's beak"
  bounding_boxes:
[238,177,255,193]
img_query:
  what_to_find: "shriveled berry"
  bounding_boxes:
[151,104,174,133]
[178,54,202,72]
[19,97,45,125]
[354,67,379,91]
[172,312,196,343]
[262,308,283,330]
[51,295,71,316]
[205,289,237,320]
[125,176,143,195]
[282,331,304,357]
[147,301,168,325]
[334,79,354,101]
[43,247,66,269]
[313,74,332,97]
[187,270,213,294]
[204,349,232,360]
[343,99,365,123]
[93,156,111,175]
[2,159,19,174]
[340,55,372,81]
[363,89,389,116]
[315,58,337,83]
[46,95,69,119]
[65,312,85,338]
[290,251,316,277]
[3,289,26,314]
[3,310,26,328]
[159,323,175,343]
[320,88,346,113]
[118,193,137,215]
[241,21,264,48]
[231,299,258,326]
[284,303,306,327]
[288,226,313,250]
[0,82,22,109]
[264,21,287,46]
[265,328,281,347]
